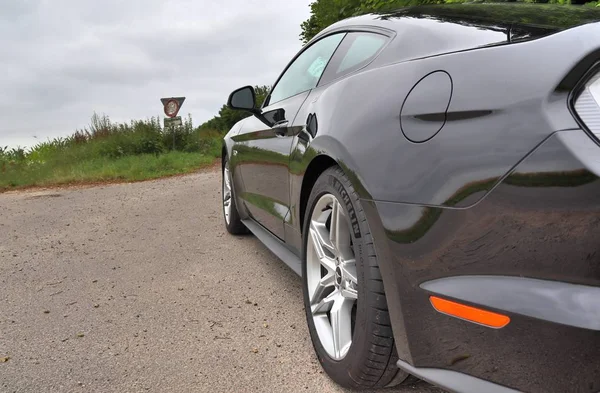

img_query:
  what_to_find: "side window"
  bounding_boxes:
[267,33,345,105]
[319,32,388,86]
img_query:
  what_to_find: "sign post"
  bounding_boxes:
[160,97,186,150]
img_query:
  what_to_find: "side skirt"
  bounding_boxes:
[241,219,302,276]
[396,360,519,393]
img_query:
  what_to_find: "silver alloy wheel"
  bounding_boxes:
[223,162,232,225]
[307,193,358,360]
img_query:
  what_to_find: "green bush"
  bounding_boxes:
[0,112,225,190]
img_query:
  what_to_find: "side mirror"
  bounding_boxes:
[227,86,258,113]
[227,85,278,127]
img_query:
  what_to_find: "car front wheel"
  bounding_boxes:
[222,155,247,235]
[302,166,408,389]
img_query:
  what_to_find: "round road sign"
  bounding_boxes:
[164,99,179,118]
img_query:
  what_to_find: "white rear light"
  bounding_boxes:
[574,73,600,136]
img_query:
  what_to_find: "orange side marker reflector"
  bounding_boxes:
[429,296,510,329]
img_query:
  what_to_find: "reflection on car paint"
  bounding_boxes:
[223,5,600,391]
[363,130,600,392]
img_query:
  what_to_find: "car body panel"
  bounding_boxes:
[312,4,600,70]
[364,128,600,392]
[301,23,600,208]
[222,4,600,393]
[420,275,600,331]
[231,91,310,239]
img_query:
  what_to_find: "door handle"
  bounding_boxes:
[273,120,289,127]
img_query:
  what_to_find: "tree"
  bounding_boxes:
[300,0,362,43]
[299,0,599,43]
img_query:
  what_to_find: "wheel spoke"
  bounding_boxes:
[224,167,231,189]
[341,287,358,300]
[340,260,357,299]
[340,259,357,284]
[330,199,353,260]
[311,271,335,303]
[310,221,336,257]
[311,288,339,315]
[312,314,334,355]
[329,199,341,254]
[320,256,336,274]
[223,163,232,223]
[330,296,353,359]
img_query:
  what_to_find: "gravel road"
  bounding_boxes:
[0,169,445,393]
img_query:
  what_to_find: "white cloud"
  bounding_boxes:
[0,0,311,148]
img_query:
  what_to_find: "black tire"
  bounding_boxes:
[301,166,408,389]
[222,155,248,235]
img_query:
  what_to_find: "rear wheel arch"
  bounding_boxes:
[299,155,338,233]
[299,152,374,234]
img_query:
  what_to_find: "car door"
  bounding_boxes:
[233,32,346,239]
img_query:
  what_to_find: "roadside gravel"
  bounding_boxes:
[0,169,444,393]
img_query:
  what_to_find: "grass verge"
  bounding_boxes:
[0,152,215,191]
[1,113,225,192]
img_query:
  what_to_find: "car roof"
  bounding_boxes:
[323,3,600,35]
[314,3,600,64]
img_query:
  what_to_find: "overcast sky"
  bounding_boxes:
[0,0,311,149]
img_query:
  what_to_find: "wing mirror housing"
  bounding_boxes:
[227,86,275,127]
[227,86,259,113]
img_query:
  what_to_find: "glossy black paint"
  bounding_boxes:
[231,91,309,239]
[366,130,600,393]
[223,4,600,393]
[400,70,453,143]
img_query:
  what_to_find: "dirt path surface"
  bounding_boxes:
[0,169,445,393]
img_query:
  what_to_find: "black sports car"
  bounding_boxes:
[221,4,600,393]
